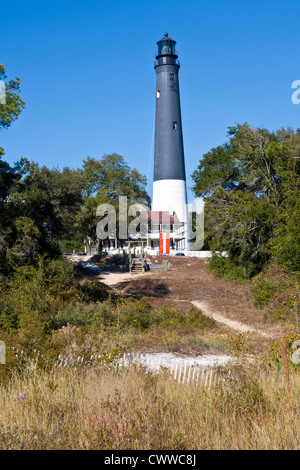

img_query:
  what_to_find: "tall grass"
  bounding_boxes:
[0,365,299,450]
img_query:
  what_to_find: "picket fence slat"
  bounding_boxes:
[117,352,285,389]
[116,353,221,388]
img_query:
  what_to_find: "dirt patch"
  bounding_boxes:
[74,255,281,341]
[116,278,170,298]
[144,256,280,337]
[191,301,271,338]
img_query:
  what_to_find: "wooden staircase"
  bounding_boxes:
[131,259,144,273]
[128,242,149,274]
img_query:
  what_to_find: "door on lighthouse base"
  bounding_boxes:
[159,232,170,255]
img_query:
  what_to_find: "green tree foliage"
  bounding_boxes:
[6,217,41,268]
[0,64,25,130]
[76,154,151,253]
[192,123,300,275]
[207,189,276,277]
[0,65,151,266]
[0,161,84,271]
[81,154,148,199]
[0,63,28,232]
[0,153,151,269]
[11,165,83,249]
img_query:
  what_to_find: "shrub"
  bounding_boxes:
[251,277,279,307]
[117,297,152,330]
[54,299,116,331]
[151,306,213,330]
[209,254,248,281]
[216,365,267,416]
[265,330,300,370]
[72,281,108,303]
[251,268,298,322]
[0,256,110,332]
[0,257,76,331]
[226,333,254,357]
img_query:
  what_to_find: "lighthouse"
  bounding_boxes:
[152,33,188,227]
[135,33,189,254]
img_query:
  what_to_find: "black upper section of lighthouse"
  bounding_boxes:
[153,33,186,182]
[156,33,178,58]
[154,32,180,68]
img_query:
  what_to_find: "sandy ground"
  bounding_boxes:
[120,352,236,371]
[191,300,272,338]
[73,255,283,367]
[96,271,156,286]
[76,255,281,341]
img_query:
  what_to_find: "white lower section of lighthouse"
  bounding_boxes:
[152,179,188,223]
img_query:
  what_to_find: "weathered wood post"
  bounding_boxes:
[128,241,132,273]
[0,341,5,364]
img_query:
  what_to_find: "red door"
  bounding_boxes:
[159,233,170,254]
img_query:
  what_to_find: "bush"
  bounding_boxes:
[0,256,111,332]
[151,306,213,330]
[72,281,108,303]
[209,255,248,281]
[0,257,76,331]
[54,298,116,332]
[53,298,215,336]
[53,297,152,332]
[265,331,300,370]
[117,297,152,330]
[251,277,279,307]
[251,267,298,322]
[53,303,100,331]
[216,365,267,416]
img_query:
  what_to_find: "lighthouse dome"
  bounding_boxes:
[156,32,177,57]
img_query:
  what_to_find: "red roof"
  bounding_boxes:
[140,211,182,224]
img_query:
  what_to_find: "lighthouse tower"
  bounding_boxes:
[152,33,188,226]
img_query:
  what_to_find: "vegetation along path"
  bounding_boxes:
[190,300,272,338]
[82,255,279,341]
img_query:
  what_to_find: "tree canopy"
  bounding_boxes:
[0,63,151,269]
[76,154,150,254]
[192,123,300,276]
[0,64,25,131]
[0,153,151,269]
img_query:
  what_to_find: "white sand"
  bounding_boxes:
[120,352,235,372]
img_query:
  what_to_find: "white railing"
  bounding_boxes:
[184,251,227,258]
[97,248,227,258]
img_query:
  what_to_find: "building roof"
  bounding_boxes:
[140,211,182,224]
[156,32,176,44]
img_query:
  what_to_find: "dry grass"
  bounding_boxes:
[0,365,299,450]
[0,257,297,450]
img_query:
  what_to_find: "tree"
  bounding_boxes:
[206,188,275,276]
[77,154,151,253]
[192,123,300,275]
[10,165,83,252]
[268,140,300,272]
[0,63,27,217]
[192,123,280,200]
[0,65,152,260]
[6,216,41,268]
[0,64,25,130]
[0,63,27,272]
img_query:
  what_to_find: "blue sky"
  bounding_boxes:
[1,0,300,202]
